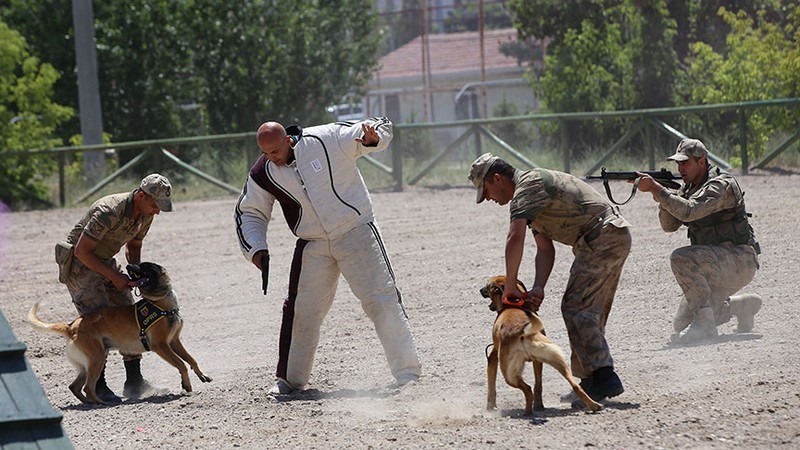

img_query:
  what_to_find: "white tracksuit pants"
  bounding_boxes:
[275,221,421,389]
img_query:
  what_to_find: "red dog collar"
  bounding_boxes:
[503,297,525,307]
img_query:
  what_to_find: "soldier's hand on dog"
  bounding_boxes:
[503,285,541,305]
[111,271,136,290]
[503,285,544,308]
[528,286,544,308]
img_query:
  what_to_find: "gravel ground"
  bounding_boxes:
[1,170,798,449]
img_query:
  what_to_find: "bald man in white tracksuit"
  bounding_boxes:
[234,117,421,394]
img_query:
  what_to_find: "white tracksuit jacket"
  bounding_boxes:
[234,118,421,389]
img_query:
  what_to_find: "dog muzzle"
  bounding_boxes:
[126,264,151,288]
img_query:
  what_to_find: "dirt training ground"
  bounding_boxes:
[1,171,799,449]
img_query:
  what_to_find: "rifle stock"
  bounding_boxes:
[585,167,682,205]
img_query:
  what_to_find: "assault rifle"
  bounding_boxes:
[585,167,682,205]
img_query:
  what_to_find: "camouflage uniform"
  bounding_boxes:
[59,191,153,315]
[654,166,760,331]
[510,169,631,379]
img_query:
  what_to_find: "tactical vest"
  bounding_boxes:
[681,167,759,252]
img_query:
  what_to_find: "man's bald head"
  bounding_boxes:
[256,121,293,166]
[257,122,286,148]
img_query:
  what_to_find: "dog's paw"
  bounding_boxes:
[198,374,213,383]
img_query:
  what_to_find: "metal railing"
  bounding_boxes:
[393,98,800,188]
[3,98,799,207]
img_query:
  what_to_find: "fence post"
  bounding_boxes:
[58,152,66,207]
[739,109,748,175]
[391,138,403,191]
[560,120,570,173]
[646,122,655,170]
[473,124,482,158]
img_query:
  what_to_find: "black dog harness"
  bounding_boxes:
[134,299,178,351]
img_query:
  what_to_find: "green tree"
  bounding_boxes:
[0,20,72,208]
[442,1,512,32]
[185,0,380,134]
[490,97,533,150]
[509,0,677,153]
[667,0,788,62]
[1,0,78,138]
[2,0,192,148]
[393,0,424,51]
[680,6,800,159]
[93,1,196,143]
[3,0,381,145]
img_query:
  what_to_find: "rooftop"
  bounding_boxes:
[375,28,527,80]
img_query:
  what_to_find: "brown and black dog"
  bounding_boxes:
[28,262,212,404]
[482,276,602,414]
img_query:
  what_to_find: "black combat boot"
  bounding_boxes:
[122,358,158,399]
[572,366,624,408]
[96,366,122,404]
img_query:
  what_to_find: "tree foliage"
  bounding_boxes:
[510,0,676,152]
[185,0,379,133]
[0,20,72,207]
[509,0,797,158]
[680,5,800,157]
[442,2,512,33]
[1,0,380,142]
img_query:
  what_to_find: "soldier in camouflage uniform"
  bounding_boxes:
[636,139,761,345]
[469,153,631,408]
[55,174,174,402]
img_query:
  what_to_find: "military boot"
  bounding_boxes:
[95,367,122,404]
[672,299,693,333]
[122,358,161,399]
[571,367,624,409]
[728,294,762,333]
[670,307,717,344]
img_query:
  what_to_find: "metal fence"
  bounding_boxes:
[4,98,799,208]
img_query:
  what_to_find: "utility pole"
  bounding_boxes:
[479,0,488,119]
[419,0,429,122]
[71,0,105,181]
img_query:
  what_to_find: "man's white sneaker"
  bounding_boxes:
[268,379,295,395]
[559,390,579,404]
[395,373,420,387]
[560,378,590,403]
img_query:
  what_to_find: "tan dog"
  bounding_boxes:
[28,262,212,404]
[482,276,602,414]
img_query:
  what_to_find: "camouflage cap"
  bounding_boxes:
[468,152,498,203]
[667,138,708,162]
[140,173,173,212]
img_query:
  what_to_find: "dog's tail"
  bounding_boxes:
[27,303,71,338]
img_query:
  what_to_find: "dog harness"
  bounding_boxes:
[134,299,178,351]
